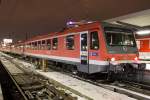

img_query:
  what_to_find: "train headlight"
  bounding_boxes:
[134,57,138,61]
[111,57,115,61]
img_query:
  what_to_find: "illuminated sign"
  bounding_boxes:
[3,39,13,44]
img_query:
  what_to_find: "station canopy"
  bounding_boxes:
[105,9,150,38]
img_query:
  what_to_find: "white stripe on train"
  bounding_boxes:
[24,53,139,65]
[25,53,109,65]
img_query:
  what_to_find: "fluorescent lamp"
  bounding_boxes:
[136,30,150,35]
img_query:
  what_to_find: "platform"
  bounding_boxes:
[13,60,137,100]
[36,70,136,100]
[0,59,24,75]
[0,52,141,100]
[0,55,87,100]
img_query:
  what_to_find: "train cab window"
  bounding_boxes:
[52,38,58,50]
[46,39,51,50]
[66,35,75,50]
[90,31,99,50]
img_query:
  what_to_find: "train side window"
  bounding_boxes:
[42,40,45,45]
[31,42,34,49]
[29,43,32,49]
[66,35,75,50]
[52,38,58,50]
[38,41,41,50]
[26,43,28,49]
[46,39,51,50]
[42,40,46,50]
[35,42,38,49]
[90,31,99,50]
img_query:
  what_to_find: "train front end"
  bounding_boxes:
[102,23,146,81]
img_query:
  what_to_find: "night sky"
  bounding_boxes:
[0,0,150,42]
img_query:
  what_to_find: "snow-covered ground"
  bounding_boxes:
[0,52,139,100]
[0,53,87,100]
[1,52,150,100]
[11,60,136,100]
[1,59,24,74]
[36,70,136,100]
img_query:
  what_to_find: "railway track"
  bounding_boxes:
[0,56,80,100]
[2,53,150,100]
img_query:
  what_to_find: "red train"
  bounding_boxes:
[136,35,150,60]
[1,21,146,75]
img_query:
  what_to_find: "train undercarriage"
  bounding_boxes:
[108,63,147,83]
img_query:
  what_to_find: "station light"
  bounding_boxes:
[136,30,150,35]
[3,39,12,44]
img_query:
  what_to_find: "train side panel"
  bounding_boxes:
[137,38,150,60]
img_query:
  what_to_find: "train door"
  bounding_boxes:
[79,31,89,73]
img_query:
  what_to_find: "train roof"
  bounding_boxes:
[24,21,100,43]
[101,22,137,31]
[22,21,135,44]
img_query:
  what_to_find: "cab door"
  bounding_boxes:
[80,31,89,68]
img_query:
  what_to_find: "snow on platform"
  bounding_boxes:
[0,58,23,75]
[15,61,136,100]
[0,52,136,100]
[36,70,136,100]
